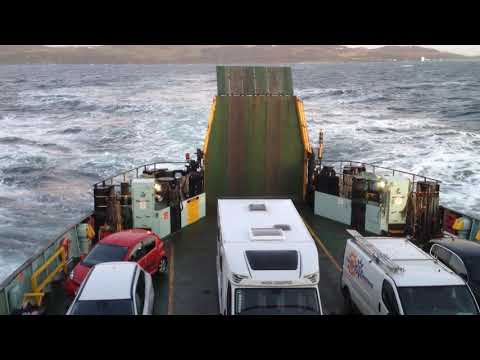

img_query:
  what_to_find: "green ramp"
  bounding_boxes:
[204,66,311,209]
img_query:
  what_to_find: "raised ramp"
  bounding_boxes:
[216,66,293,96]
[204,66,310,208]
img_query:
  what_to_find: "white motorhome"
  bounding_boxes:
[341,230,479,315]
[216,199,323,315]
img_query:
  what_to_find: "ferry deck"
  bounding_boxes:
[45,205,350,315]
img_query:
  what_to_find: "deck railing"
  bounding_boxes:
[318,159,441,184]
[0,160,190,314]
[317,159,479,226]
[93,161,188,189]
[0,213,93,314]
[0,158,477,314]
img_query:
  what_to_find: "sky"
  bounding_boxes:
[44,45,480,56]
[346,45,480,56]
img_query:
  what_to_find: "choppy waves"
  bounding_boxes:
[0,62,479,282]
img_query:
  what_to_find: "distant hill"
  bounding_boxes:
[0,45,465,64]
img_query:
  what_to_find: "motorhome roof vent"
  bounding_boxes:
[245,250,298,270]
[250,227,285,241]
[274,224,291,231]
[249,203,266,211]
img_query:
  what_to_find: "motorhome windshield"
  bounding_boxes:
[235,288,320,315]
[398,285,478,315]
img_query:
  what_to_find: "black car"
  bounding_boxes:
[428,238,480,304]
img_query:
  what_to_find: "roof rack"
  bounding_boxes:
[346,230,405,274]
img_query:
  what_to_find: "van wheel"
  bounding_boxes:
[158,257,168,274]
[342,287,354,315]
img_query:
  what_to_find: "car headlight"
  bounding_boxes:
[69,271,75,280]
[375,180,386,192]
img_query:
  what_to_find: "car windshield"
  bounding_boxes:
[464,258,480,283]
[82,243,129,267]
[69,299,134,315]
[398,285,478,315]
[235,288,320,315]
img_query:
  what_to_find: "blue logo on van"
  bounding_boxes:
[347,252,374,289]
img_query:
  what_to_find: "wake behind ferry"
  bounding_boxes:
[1,66,479,315]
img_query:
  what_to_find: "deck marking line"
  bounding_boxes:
[302,218,342,273]
[167,242,175,315]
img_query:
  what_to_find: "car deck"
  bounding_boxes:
[46,204,352,315]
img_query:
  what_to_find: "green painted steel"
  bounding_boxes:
[216,67,227,96]
[205,96,228,206]
[254,67,268,95]
[279,96,304,195]
[206,96,305,206]
[245,96,267,195]
[0,289,7,314]
[216,66,293,95]
[205,66,304,208]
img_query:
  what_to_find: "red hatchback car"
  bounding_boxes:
[64,229,168,297]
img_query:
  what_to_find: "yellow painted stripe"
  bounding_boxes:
[203,97,217,157]
[167,242,175,315]
[295,97,313,200]
[295,97,312,155]
[303,218,342,273]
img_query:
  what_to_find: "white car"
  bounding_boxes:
[66,262,155,315]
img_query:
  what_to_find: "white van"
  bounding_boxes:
[340,230,479,315]
[216,199,323,315]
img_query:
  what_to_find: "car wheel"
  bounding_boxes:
[342,287,354,315]
[158,257,168,274]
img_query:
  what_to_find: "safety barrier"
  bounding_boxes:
[295,98,312,156]
[23,246,68,306]
[295,97,313,200]
[0,214,92,315]
[318,159,441,184]
[316,159,479,240]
